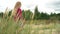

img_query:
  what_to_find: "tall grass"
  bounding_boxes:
[0,8,60,34]
[0,8,26,34]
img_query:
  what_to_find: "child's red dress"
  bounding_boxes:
[14,8,22,21]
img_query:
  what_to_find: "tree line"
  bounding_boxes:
[0,6,60,20]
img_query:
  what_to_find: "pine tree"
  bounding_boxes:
[34,6,40,20]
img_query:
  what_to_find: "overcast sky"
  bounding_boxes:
[0,0,60,14]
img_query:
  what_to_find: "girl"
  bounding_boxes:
[10,1,25,32]
[11,1,23,22]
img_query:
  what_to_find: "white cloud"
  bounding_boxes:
[0,0,59,14]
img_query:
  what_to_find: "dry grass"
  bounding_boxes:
[0,8,60,34]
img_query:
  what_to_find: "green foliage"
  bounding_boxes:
[50,13,57,17]
[8,10,12,17]
[34,6,40,20]
[22,10,25,18]
[22,10,33,20]
[40,12,50,19]
[50,13,60,20]
[57,13,60,20]
[0,12,3,18]
[34,6,50,20]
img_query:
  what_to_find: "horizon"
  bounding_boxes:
[0,0,60,14]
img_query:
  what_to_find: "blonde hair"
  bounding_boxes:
[14,1,21,9]
[11,1,21,17]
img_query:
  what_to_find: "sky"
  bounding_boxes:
[0,0,60,14]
